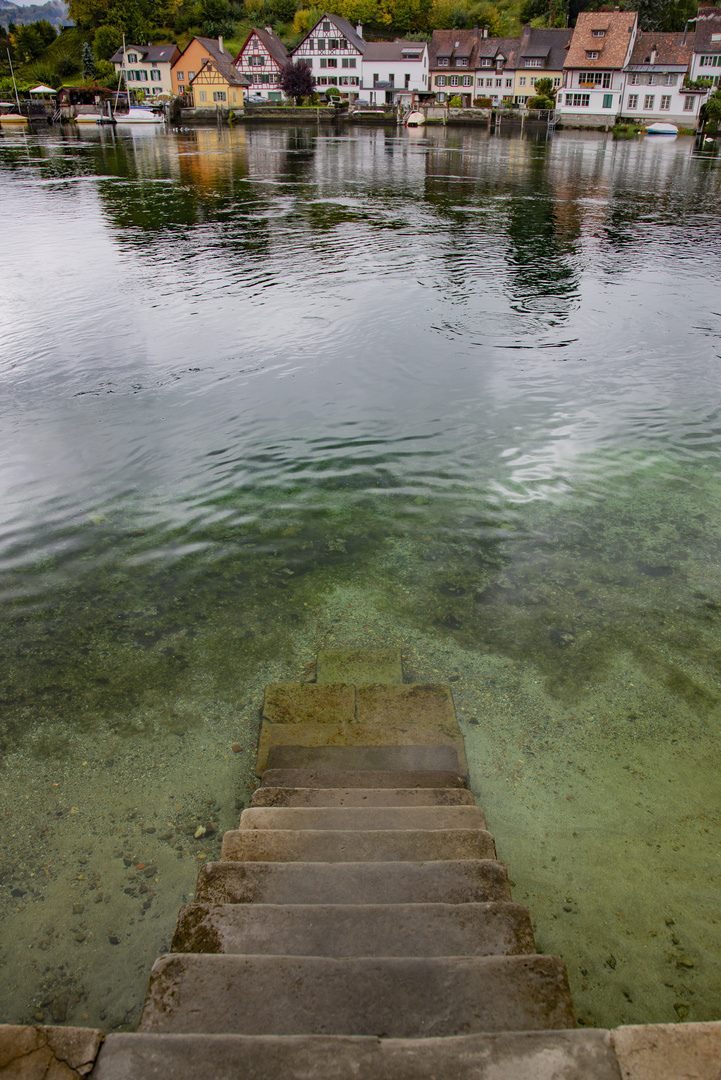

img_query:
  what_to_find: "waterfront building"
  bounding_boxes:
[188,60,250,110]
[689,6,721,87]
[110,43,180,97]
[360,40,429,106]
[171,36,235,100]
[291,13,365,101]
[235,26,289,102]
[558,9,638,125]
[512,26,571,104]
[622,30,704,126]
[429,28,482,106]
[475,35,520,106]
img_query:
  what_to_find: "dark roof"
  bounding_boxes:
[196,36,235,63]
[190,59,250,85]
[565,10,637,69]
[239,27,289,67]
[694,6,721,53]
[627,30,694,69]
[110,43,180,64]
[363,40,427,62]
[519,26,572,68]
[477,36,521,66]
[430,28,479,64]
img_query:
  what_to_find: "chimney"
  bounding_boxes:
[265,25,273,34]
[483,26,488,37]
[473,23,479,41]
[650,44,657,63]
[356,22,363,37]
[218,34,223,54]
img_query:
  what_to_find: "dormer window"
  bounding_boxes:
[437,57,449,66]
[128,53,137,63]
[481,57,492,66]
[525,57,543,66]
[586,50,599,59]
[456,57,468,66]
[591,29,605,37]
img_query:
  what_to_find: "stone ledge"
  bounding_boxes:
[611,1021,721,1080]
[0,1025,102,1079]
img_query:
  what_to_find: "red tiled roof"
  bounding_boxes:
[565,10,637,69]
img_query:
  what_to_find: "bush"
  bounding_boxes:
[94,25,122,61]
[55,54,79,77]
[473,96,491,107]
[527,94,554,109]
[447,94,462,106]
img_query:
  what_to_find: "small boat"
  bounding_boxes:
[406,110,425,128]
[114,105,165,125]
[645,122,678,136]
[0,107,27,124]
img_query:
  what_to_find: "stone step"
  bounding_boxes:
[262,683,356,726]
[250,787,476,808]
[257,724,468,776]
[315,647,403,685]
[171,902,535,958]
[139,954,576,1036]
[220,829,496,863]
[356,684,457,730]
[264,745,462,775]
[260,769,467,789]
[92,1029,622,1080]
[238,806,488,831]
[194,860,512,906]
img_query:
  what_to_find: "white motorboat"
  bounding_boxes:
[406,111,425,127]
[645,122,678,136]
[115,106,165,125]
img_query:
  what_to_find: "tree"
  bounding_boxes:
[94,24,122,60]
[10,20,57,63]
[279,59,314,103]
[82,41,96,78]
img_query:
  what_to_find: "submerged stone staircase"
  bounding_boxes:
[4,648,721,1078]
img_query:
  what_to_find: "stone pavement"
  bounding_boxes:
[2,647,720,1078]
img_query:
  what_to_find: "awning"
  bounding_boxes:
[29,85,57,95]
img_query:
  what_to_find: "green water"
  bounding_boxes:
[0,122,720,1030]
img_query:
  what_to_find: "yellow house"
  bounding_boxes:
[172,36,235,98]
[189,60,251,110]
[512,26,571,104]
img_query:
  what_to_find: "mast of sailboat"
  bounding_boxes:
[6,48,22,112]
[115,34,129,113]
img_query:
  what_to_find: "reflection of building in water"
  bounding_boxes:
[174,128,249,191]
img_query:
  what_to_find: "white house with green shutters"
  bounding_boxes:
[291,13,365,100]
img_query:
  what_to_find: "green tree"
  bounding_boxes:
[82,41,96,77]
[10,20,57,63]
[94,24,122,60]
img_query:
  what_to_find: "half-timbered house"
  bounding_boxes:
[291,13,365,101]
[235,26,289,102]
[188,60,250,111]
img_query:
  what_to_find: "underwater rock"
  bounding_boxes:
[549,628,575,648]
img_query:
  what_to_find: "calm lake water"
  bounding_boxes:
[0,121,720,1032]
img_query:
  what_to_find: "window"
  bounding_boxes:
[128,53,137,63]
[437,57,449,66]
[700,55,721,66]
[530,77,536,85]
[486,77,493,86]
[260,73,270,83]
[456,57,468,66]
[591,28,605,36]
[176,70,184,80]
[519,76,526,86]
[450,75,458,85]
[322,20,330,30]
[506,78,513,87]
[199,90,206,101]
[437,91,445,101]
[213,90,226,101]
[643,94,654,108]
[712,33,721,41]
[317,38,325,51]
[436,75,446,86]
[578,71,611,87]
[684,95,694,110]
[373,72,379,84]
[496,79,502,86]
[627,93,638,108]
[248,55,265,66]
[137,70,148,81]
[188,70,195,80]
[327,58,338,67]
[586,50,599,60]
[463,75,472,86]
[660,95,671,109]
[570,93,590,106]
[663,73,676,85]
[178,84,185,93]
[329,38,340,49]
[630,73,640,84]
[648,74,656,85]
[388,73,394,85]
[602,93,613,108]
[151,69,161,81]
[341,57,356,68]
[525,58,543,67]
[553,77,560,87]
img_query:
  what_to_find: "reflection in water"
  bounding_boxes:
[0,122,720,1033]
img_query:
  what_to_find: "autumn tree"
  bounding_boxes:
[279,59,314,103]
